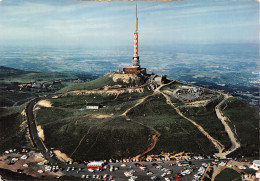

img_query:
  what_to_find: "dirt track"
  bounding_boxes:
[120,93,161,159]
[214,94,240,158]
[160,91,226,154]
[158,82,241,158]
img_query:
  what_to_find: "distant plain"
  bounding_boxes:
[0,43,258,105]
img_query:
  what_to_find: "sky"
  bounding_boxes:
[0,0,259,48]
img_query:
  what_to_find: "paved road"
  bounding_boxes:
[25,96,63,166]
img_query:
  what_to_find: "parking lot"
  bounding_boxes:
[62,159,216,181]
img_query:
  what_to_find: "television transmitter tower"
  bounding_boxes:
[132,5,139,66]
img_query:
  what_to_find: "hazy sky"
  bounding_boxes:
[0,0,259,48]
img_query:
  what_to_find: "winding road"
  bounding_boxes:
[25,96,61,165]
[25,79,240,164]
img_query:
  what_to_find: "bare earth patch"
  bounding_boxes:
[37,125,45,141]
[36,100,52,107]
[91,114,114,119]
[146,152,193,161]
[21,109,26,116]
[54,150,72,162]
[185,100,210,107]
[19,119,27,129]
[111,73,139,84]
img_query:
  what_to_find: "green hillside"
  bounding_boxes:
[35,92,153,160]
[0,105,31,153]
[58,71,148,93]
[0,66,96,107]
[127,95,218,155]
[215,168,242,181]
[220,98,259,158]
[58,72,116,92]
[179,96,232,151]
[0,68,258,162]
[32,73,259,161]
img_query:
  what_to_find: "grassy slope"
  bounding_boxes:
[4,68,255,161]
[162,82,232,151]
[51,91,153,114]
[127,95,217,155]
[0,105,31,153]
[0,66,80,152]
[0,90,36,107]
[35,92,153,160]
[220,97,259,158]
[58,72,116,92]
[179,96,232,151]
[73,117,151,160]
[215,168,242,181]
[58,71,148,93]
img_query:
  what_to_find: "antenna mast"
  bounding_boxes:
[132,4,140,66]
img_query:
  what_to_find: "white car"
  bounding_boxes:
[131,176,138,180]
[37,170,44,173]
[88,168,94,172]
[151,176,158,180]
[239,166,246,169]
[161,173,167,177]
[140,166,146,170]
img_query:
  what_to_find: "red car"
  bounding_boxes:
[175,174,181,178]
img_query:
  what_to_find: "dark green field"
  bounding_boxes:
[215,168,242,181]
[0,105,31,153]
[35,92,153,160]
[127,94,217,155]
